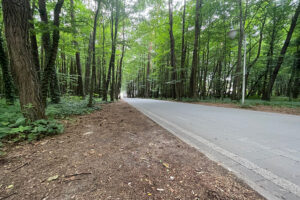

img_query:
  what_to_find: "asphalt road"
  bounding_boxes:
[124,98,300,200]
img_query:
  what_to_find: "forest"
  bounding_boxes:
[124,0,300,102]
[0,0,299,143]
[0,0,300,199]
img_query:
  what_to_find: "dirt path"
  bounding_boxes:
[0,101,264,200]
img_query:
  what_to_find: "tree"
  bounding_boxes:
[231,0,244,100]
[0,29,14,105]
[2,0,45,120]
[88,0,101,107]
[179,0,187,99]
[104,0,120,102]
[168,0,178,99]
[70,0,84,97]
[189,0,202,98]
[38,0,64,105]
[263,2,300,100]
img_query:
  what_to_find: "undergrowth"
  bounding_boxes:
[0,96,103,155]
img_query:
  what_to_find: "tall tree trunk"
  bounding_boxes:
[2,0,45,120]
[231,0,244,100]
[85,32,93,94]
[88,0,101,107]
[0,29,15,105]
[39,0,64,105]
[168,0,179,99]
[70,0,84,97]
[29,0,41,80]
[189,0,202,98]
[117,24,125,99]
[261,27,276,100]
[101,22,106,99]
[146,43,151,98]
[180,0,187,99]
[104,0,119,101]
[264,2,300,101]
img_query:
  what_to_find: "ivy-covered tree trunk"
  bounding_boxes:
[39,0,64,105]
[29,0,41,80]
[0,29,14,105]
[2,0,45,120]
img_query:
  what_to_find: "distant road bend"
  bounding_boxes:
[124,98,300,200]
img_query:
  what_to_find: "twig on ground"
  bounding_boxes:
[63,178,82,183]
[64,172,91,178]
[0,192,17,200]
[11,162,29,172]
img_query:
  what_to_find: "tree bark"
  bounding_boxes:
[85,32,93,94]
[0,29,15,105]
[2,0,45,120]
[231,0,244,100]
[117,24,125,99]
[88,0,101,107]
[39,0,64,105]
[189,0,202,98]
[70,0,84,98]
[29,0,41,80]
[264,2,300,101]
[168,0,178,99]
[180,0,187,99]
[104,0,119,101]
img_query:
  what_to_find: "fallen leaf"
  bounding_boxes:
[6,184,14,189]
[163,162,170,168]
[83,132,93,136]
[47,175,59,182]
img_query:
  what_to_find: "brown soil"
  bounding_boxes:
[0,101,264,200]
[186,102,300,116]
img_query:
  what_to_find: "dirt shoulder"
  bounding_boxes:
[0,101,264,200]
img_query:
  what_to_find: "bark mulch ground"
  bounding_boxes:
[0,101,265,200]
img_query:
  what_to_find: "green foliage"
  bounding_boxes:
[0,97,102,154]
[46,96,101,118]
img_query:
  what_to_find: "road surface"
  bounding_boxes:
[124,98,300,200]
